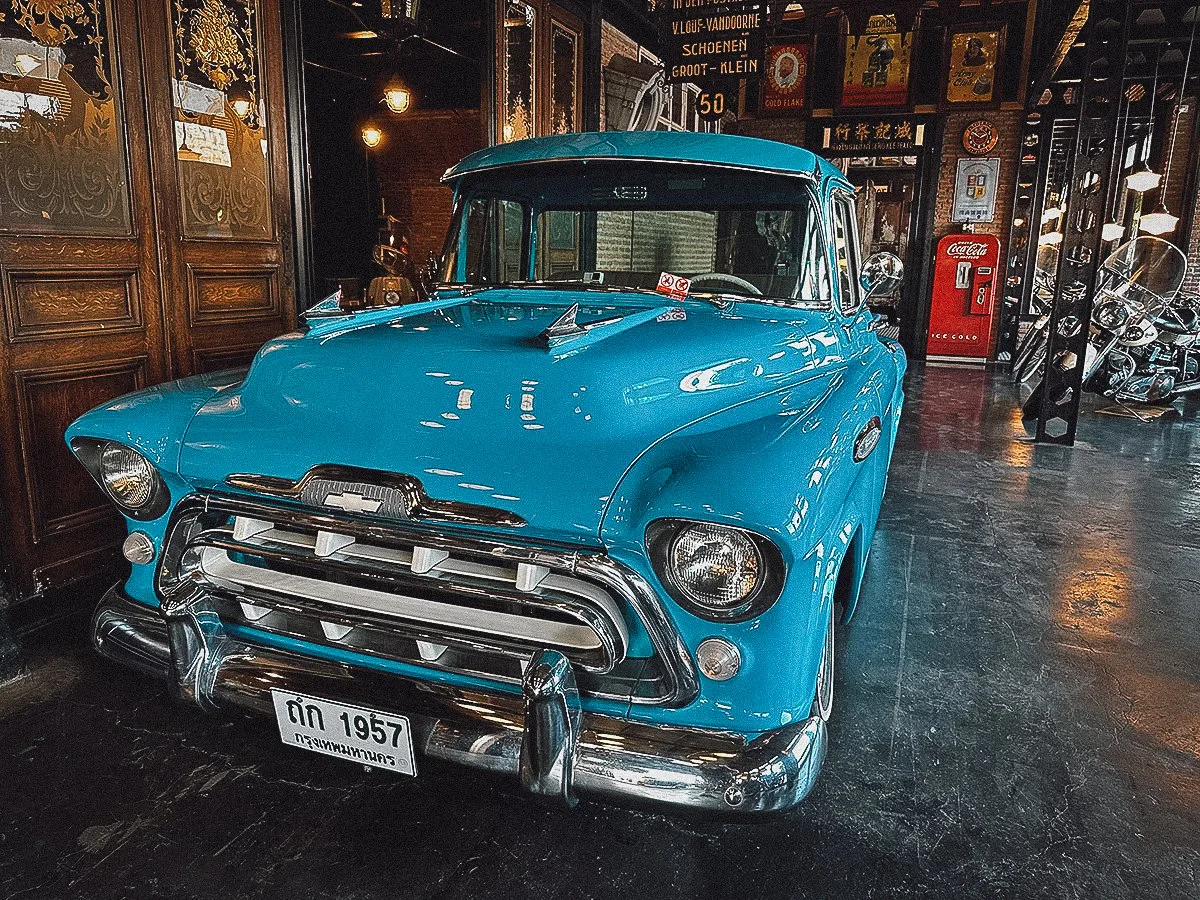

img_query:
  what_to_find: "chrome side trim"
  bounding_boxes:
[94,586,826,815]
[225,465,527,529]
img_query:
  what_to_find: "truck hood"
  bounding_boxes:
[179,289,847,543]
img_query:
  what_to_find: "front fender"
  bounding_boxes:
[600,367,882,733]
[64,368,247,607]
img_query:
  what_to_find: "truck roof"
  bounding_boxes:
[442,131,845,185]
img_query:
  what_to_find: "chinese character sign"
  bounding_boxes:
[842,15,912,107]
[823,118,924,153]
[762,43,808,112]
[946,30,1001,103]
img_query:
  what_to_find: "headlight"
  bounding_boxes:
[68,438,169,520]
[646,519,785,621]
[101,443,156,509]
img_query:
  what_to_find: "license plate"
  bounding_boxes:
[270,689,416,776]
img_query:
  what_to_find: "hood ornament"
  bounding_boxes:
[539,303,625,349]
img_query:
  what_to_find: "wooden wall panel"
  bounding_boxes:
[4,271,141,341]
[188,267,280,324]
[192,345,262,373]
[13,359,147,543]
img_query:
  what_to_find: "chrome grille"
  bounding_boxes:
[156,494,698,705]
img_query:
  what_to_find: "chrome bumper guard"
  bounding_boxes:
[93,586,827,814]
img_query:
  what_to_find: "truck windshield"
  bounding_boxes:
[440,168,831,306]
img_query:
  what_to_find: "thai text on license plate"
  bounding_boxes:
[271,690,416,776]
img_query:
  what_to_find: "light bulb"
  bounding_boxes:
[361,125,383,149]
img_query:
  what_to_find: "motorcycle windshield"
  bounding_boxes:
[1098,236,1187,311]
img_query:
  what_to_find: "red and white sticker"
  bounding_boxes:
[656,272,691,300]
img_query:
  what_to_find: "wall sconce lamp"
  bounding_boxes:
[382,75,412,114]
[361,123,384,149]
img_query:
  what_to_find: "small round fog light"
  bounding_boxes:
[696,637,741,681]
[122,531,156,565]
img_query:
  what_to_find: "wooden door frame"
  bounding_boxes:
[281,0,316,311]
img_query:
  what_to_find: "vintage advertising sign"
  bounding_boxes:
[762,43,808,113]
[927,233,1000,359]
[952,157,1001,223]
[660,1,765,83]
[946,29,1001,104]
[841,14,912,107]
[821,117,926,153]
[962,119,999,154]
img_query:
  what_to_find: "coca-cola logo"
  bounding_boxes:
[945,241,989,259]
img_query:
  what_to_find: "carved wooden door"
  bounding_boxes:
[0,0,295,607]
[142,0,296,376]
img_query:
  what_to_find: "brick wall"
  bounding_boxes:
[1165,97,1200,295]
[600,21,640,130]
[930,109,1022,355]
[374,109,484,262]
[735,116,807,148]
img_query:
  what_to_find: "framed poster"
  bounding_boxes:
[945,27,1003,104]
[952,157,1001,223]
[841,14,912,108]
[762,43,809,113]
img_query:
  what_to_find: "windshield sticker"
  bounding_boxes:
[656,272,691,300]
[656,308,687,322]
[581,271,605,284]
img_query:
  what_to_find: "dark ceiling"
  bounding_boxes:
[301,0,486,109]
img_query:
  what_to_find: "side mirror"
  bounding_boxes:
[861,251,904,302]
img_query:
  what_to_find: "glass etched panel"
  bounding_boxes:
[0,0,132,234]
[501,0,534,142]
[170,0,271,239]
[550,22,577,135]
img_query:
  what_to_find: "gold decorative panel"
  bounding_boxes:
[0,0,132,234]
[170,0,272,239]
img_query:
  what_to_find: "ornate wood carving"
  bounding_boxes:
[5,271,140,341]
[13,357,147,542]
[0,0,132,234]
[188,266,277,323]
[169,0,273,240]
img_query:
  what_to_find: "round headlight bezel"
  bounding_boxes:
[646,518,786,622]
[101,442,157,509]
[68,437,169,521]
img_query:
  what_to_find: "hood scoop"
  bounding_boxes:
[539,301,675,353]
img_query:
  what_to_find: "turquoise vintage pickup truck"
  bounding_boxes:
[68,131,905,814]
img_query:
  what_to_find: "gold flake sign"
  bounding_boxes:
[946,29,1001,104]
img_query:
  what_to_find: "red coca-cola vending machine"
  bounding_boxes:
[926,233,1000,359]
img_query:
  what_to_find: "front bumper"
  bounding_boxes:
[93,586,827,814]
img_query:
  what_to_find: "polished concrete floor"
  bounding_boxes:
[2,364,1199,900]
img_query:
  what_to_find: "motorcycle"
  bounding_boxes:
[1081,237,1200,403]
[1016,236,1200,407]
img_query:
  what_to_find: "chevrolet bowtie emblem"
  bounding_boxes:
[323,490,383,514]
